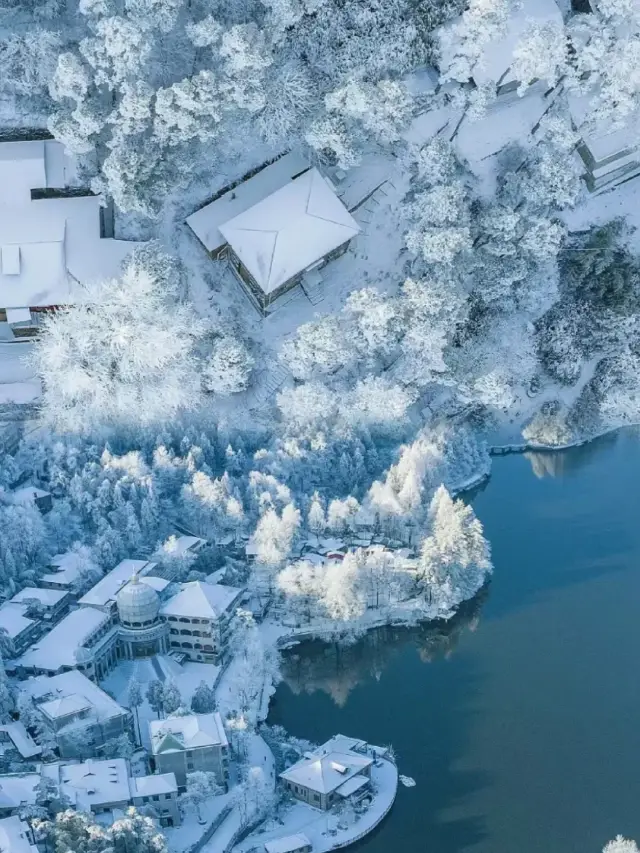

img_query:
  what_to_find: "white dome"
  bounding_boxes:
[117,573,160,628]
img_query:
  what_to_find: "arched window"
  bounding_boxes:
[181,642,193,649]
[180,629,192,636]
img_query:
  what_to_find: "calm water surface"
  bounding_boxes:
[268,429,640,853]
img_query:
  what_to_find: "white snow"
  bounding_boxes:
[219,169,360,295]
[280,743,372,796]
[129,773,178,797]
[43,758,132,810]
[41,551,93,590]
[0,772,40,810]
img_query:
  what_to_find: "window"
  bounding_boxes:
[313,793,320,802]
[186,751,193,757]
[181,642,193,649]
[187,762,194,770]
[152,795,160,802]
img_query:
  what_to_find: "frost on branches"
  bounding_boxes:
[31,244,206,433]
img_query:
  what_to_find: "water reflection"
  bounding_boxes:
[523,429,625,479]
[280,588,489,707]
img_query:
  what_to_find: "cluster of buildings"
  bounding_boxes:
[6,538,243,682]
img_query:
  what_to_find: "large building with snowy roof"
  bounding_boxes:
[0,138,139,340]
[186,153,360,314]
[160,580,243,664]
[149,711,229,787]
[0,815,39,853]
[20,669,133,759]
[279,735,375,811]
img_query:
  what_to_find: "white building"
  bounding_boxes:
[160,581,243,663]
[20,670,133,759]
[17,606,117,680]
[8,587,71,621]
[10,484,52,513]
[187,153,359,314]
[279,735,375,811]
[0,138,139,339]
[0,815,38,853]
[42,758,181,826]
[0,604,39,654]
[149,712,229,788]
[264,834,313,853]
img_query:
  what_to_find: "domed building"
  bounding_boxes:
[116,573,170,658]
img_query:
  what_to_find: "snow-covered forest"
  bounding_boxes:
[1,0,640,849]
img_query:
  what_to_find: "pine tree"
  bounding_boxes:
[190,681,217,715]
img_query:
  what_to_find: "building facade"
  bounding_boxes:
[149,712,230,788]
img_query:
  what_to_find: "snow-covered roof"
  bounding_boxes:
[41,551,93,589]
[0,139,139,311]
[336,774,370,797]
[438,0,563,87]
[18,607,111,671]
[11,484,50,504]
[0,816,38,853]
[0,722,42,759]
[22,669,128,726]
[39,693,92,720]
[10,587,68,608]
[160,581,243,620]
[0,604,36,639]
[219,168,360,295]
[160,534,207,556]
[48,758,132,810]
[264,834,312,853]
[0,773,40,810]
[186,151,311,254]
[129,773,178,797]
[78,559,157,609]
[280,749,372,796]
[149,711,228,754]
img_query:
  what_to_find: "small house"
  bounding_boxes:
[11,485,52,514]
[186,153,360,315]
[0,815,39,853]
[279,735,374,811]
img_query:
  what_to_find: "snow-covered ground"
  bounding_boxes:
[0,342,40,404]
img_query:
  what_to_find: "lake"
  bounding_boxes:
[268,429,640,853]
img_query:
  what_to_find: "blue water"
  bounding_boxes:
[269,429,640,853]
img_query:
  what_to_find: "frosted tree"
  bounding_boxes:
[406,183,473,266]
[307,492,326,534]
[327,496,360,534]
[180,771,222,822]
[146,679,165,718]
[0,29,62,100]
[280,314,354,380]
[277,560,324,622]
[252,503,301,572]
[161,679,182,716]
[566,1,640,129]
[45,809,111,853]
[154,71,222,146]
[31,245,206,432]
[111,807,168,853]
[102,733,135,760]
[202,337,255,395]
[510,19,568,96]
[604,838,640,853]
[438,0,511,84]
[418,485,492,609]
[80,17,151,88]
[344,377,417,430]
[0,656,13,724]
[308,78,411,164]
[127,680,143,744]
[191,681,217,714]
[322,553,366,622]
